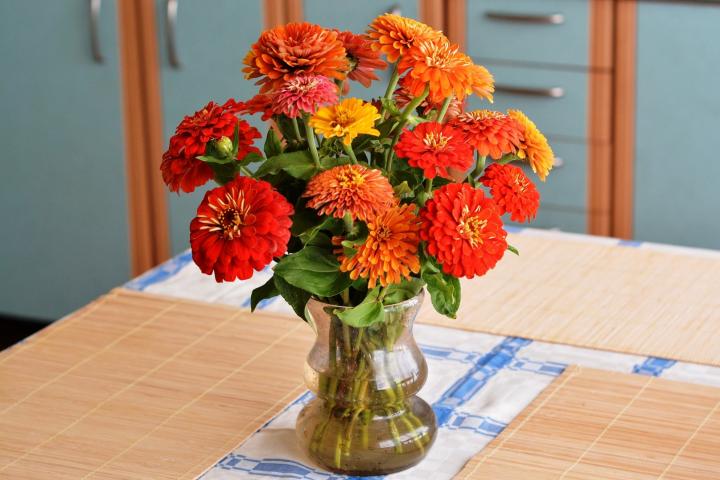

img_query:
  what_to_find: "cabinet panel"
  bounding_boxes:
[467,0,589,68]
[156,0,266,255]
[525,142,586,211]
[466,64,588,141]
[0,0,130,320]
[634,3,720,249]
[303,0,419,100]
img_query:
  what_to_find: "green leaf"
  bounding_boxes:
[196,155,233,165]
[250,276,279,312]
[299,216,342,245]
[319,155,351,170]
[255,151,317,180]
[264,128,283,158]
[238,151,265,166]
[393,180,414,199]
[507,244,520,256]
[273,275,311,321]
[273,246,352,297]
[421,255,461,319]
[382,277,425,305]
[335,287,385,328]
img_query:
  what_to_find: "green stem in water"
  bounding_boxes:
[342,143,359,165]
[436,96,453,123]
[303,117,322,169]
[291,117,302,142]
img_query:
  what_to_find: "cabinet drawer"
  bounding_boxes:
[467,64,588,141]
[466,0,589,67]
[518,141,587,210]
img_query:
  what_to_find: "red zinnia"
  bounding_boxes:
[394,122,473,179]
[480,163,540,222]
[190,176,294,282]
[336,31,387,88]
[420,183,507,278]
[160,99,261,193]
[241,93,275,121]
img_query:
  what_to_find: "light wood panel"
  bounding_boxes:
[457,366,720,479]
[0,289,312,479]
[612,0,637,239]
[419,232,720,366]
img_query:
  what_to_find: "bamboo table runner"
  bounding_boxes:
[0,289,311,479]
[458,366,720,479]
[419,232,720,366]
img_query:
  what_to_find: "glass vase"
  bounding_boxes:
[296,292,436,476]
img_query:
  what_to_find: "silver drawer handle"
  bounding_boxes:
[553,157,564,168]
[387,4,401,15]
[495,84,565,98]
[485,11,565,25]
[165,0,182,68]
[89,0,103,63]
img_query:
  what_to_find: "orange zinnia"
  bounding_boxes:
[243,23,348,93]
[302,164,395,222]
[367,14,438,63]
[336,31,387,88]
[337,203,421,288]
[398,36,494,104]
[451,110,524,160]
[507,110,555,181]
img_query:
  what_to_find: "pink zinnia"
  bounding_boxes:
[272,75,338,118]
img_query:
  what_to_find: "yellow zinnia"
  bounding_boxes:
[507,109,555,181]
[310,98,381,145]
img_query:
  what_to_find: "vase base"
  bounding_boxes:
[296,395,437,476]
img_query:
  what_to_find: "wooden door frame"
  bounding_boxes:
[611,0,637,239]
[117,0,169,275]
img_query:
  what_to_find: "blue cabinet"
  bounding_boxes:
[154,0,266,255]
[0,1,130,320]
[633,2,720,249]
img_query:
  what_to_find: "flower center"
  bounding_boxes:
[375,224,392,240]
[200,190,252,241]
[288,78,319,94]
[514,173,528,193]
[457,205,486,248]
[337,168,366,189]
[423,131,451,150]
[330,111,352,130]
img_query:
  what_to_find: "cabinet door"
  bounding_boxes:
[155,0,266,255]
[0,0,130,320]
[303,0,419,99]
[634,3,720,249]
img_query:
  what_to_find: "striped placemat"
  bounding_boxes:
[419,231,720,366]
[0,289,311,479]
[458,366,720,479]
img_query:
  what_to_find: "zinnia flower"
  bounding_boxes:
[309,98,381,145]
[337,31,387,88]
[420,183,507,278]
[336,203,421,288]
[398,36,494,104]
[480,163,540,222]
[451,110,524,160]
[241,93,275,121]
[160,100,261,193]
[394,122,473,179]
[190,176,294,282]
[243,23,348,93]
[302,164,395,221]
[507,109,554,181]
[367,14,438,63]
[394,76,464,120]
[272,74,338,118]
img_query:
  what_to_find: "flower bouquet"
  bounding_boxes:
[160,14,553,476]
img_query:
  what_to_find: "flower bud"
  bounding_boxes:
[213,136,234,158]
